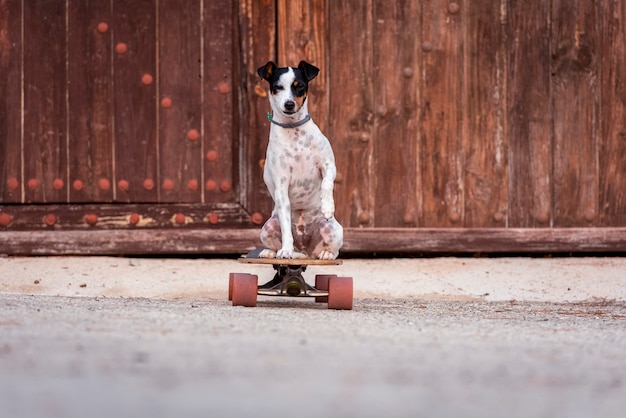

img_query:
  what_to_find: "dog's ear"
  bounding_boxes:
[298,61,319,82]
[257,61,277,81]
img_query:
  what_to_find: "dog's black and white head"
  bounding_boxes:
[257,61,319,117]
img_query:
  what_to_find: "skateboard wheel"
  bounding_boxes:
[315,274,336,303]
[228,273,236,301]
[232,273,258,307]
[327,276,353,310]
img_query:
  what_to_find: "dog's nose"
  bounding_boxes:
[284,100,295,112]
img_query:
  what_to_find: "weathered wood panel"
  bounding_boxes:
[277,0,329,134]
[507,0,553,227]
[204,0,237,205]
[420,0,465,227]
[551,0,599,227]
[598,0,626,226]
[239,0,275,220]
[112,0,158,203]
[2,228,625,256]
[68,0,114,203]
[23,0,67,203]
[372,0,420,227]
[329,0,375,227]
[158,1,203,203]
[464,0,508,227]
[0,0,21,203]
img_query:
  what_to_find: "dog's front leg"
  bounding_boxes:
[320,160,336,219]
[274,189,294,258]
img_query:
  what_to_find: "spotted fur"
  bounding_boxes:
[256,61,343,259]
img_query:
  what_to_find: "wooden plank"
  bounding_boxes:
[204,0,236,205]
[277,0,329,133]
[0,203,252,230]
[2,227,626,255]
[420,0,465,227]
[598,1,626,226]
[0,0,22,203]
[22,0,67,203]
[238,0,275,220]
[158,0,202,203]
[372,0,420,226]
[328,0,374,227]
[112,0,157,202]
[464,0,508,227]
[506,0,553,227]
[551,0,599,226]
[67,0,114,203]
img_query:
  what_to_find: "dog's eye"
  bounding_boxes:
[274,85,284,91]
[292,83,306,97]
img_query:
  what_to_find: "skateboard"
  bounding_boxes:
[229,248,353,310]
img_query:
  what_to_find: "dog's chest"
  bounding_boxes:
[266,127,327,200]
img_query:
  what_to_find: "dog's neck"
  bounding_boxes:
[268,101,311,129]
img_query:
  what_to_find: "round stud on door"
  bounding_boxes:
[73,179,84,191]
[206,150,218,162]
[218,82,230,94]
[143,179,155,191]
[141,73,153,85]
[85,214,98,226]
[52,178,64,190]
[128,213,141,225]
[6,178,19,191]
[27,178,39,190]
[187,129,200,141]
[162,179,174,192]
[118,179,130,192]
[174,213,186,225]
[187,179,199,191]
[98,178,111,191]
[115,42,127,54]
[251,212,264,225]
[161,97,172,108]
[448,2,460,14]
[207,213,219,225]
[205,179,217,191]
[97,22,109,33]
[220,180,231,192]
[0,213,12,227]
[44,213,56,227]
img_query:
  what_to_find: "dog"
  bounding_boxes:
[256,60,343,260]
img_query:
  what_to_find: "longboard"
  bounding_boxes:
[229,249,353,310]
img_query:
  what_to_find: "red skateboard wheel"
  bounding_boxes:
[315,274,336,303]
[231,273,258,307]
[328,276,353,310]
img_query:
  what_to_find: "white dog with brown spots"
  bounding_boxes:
[257,60,343,260]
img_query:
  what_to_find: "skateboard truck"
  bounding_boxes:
[258,264,328,298]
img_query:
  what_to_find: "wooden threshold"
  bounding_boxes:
[0,228,625,255]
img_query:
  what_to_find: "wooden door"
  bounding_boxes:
[2,0,626,255]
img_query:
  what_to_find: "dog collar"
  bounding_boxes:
[267,112,311,129]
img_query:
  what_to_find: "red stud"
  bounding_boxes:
[251,212,264,225]
[448,2,460,14]
[44,213,56,226]
[115,42,127,54]
[218,82,230,94]
[141,73,153,85]
[174,213,186,225]
[0,213,12,227]
[73,179,84,191]
[129,213,141,225]
[206,150,218,162]
[98,178,111,191]
[27,178,39,190]
[97,22,108,33]
[85,214,98,226]
[205,179,217,191]
[52,178,64,190]
[187,179,199,191]
[207,213,219,225]
[6,177,19,191]
[118,179,130,192]
[187,129,200,141]
[162,179,174,191]
[161,97,172,108]
[220,180,231,192]
[143,179,155,191]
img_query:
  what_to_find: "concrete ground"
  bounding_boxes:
[1,256,626,417]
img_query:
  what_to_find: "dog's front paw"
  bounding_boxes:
[276,248,294,259]
[318,250,337,260]
[321,199,335,220]
[259,249,277,258]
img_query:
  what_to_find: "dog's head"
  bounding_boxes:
[257,61,319,116]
